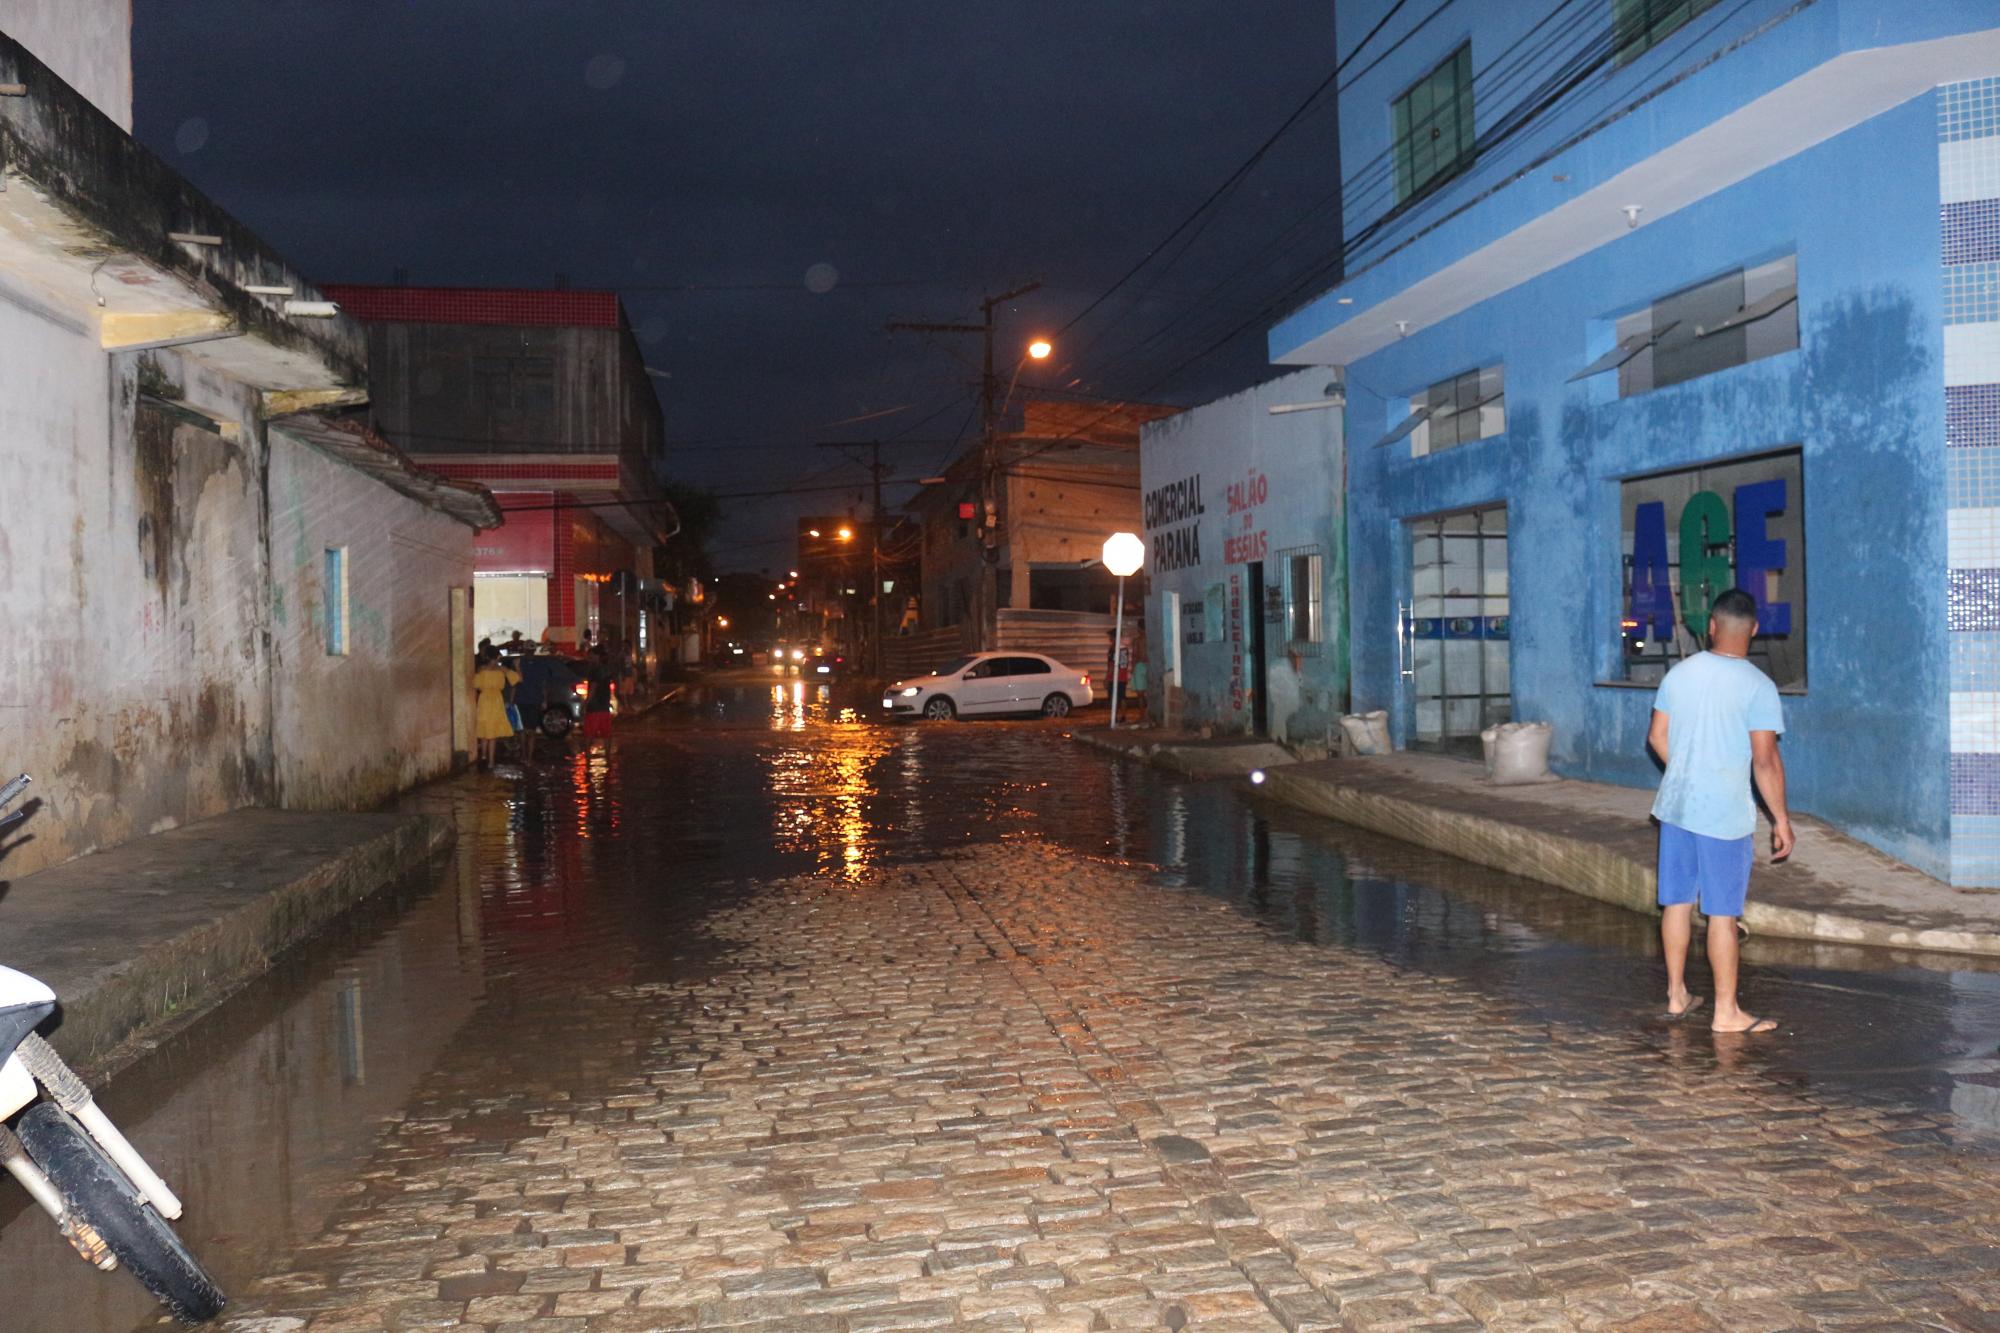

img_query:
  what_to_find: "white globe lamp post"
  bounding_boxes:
[1102,532,1144,729]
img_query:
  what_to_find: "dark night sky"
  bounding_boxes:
[133,2,1341,571]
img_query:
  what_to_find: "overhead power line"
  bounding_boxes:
[1054,0,1420,343]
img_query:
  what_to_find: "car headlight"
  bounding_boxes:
[792,649,804,660]
[900,686,921,697]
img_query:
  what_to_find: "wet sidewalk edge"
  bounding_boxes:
[1072,726,1296,778]
[1075,729,2000,960]
[1,808,452,1077]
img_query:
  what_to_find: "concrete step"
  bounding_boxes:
[0,808,451,1071]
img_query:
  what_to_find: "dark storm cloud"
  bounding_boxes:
[135,1,1340,568]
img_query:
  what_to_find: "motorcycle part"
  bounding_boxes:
[0,1121,107,1267]
[17,1032,182,1219]
[14,1103,225,1325]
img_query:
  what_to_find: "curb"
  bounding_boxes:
[44,813,453,1071]
[1074,730,1297,780]
[1254,767,2000,960]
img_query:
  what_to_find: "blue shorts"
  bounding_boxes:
[1657,820,1754,917]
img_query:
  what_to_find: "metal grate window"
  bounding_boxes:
[1278,545,1324,656]
[1392,44,1475,205]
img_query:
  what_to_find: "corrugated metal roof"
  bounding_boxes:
[269,414,504,530]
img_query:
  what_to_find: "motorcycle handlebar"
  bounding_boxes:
[0,774,31,811]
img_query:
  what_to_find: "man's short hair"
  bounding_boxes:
[1711,588,1759,628]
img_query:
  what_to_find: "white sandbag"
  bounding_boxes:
[1340,709,1392,756]
[1489,720,1555,785]
[1480,725,1499,778]
[1364,709,1390,753]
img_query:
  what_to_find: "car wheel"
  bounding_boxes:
[922,696,956,721]
[1041,693,1072,718]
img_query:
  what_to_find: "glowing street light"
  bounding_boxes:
[837,526,854,541]
[717,617,730,628]
[1102,532,1144,730]
[1027,338,1053,360]
[808,528,821,538]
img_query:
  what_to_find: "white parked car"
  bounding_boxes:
[883,652,1093,721]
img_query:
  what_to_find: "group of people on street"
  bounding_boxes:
[471,630,621,768]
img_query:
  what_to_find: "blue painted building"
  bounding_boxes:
[1270,1,2000,883]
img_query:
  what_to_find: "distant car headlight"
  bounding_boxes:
[899,686,921,697]
[791,649,805,661]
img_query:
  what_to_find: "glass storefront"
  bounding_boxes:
[1617,448,1804,689]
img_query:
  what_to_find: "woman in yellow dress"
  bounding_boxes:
[471,647,520,768]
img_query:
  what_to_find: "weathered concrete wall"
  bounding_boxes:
[0,306,275,875]
[1003,460,1141,609]
[269,433,473,809]
[368,323,615,456]
[0,0,132,129]
[1140,369,1348,745]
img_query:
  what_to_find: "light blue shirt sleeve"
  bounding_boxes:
[1748,676,1784,734]
[1652,667,1680,716]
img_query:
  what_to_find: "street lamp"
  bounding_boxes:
[1102,532,1144,730]
[1027,338,1052,360]
[837,526,854,541]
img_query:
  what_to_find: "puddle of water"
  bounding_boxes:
[1,682,1995,1327]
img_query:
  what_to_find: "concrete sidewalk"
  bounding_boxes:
[0,808,450,1071]
[1079,728,2000,959]
[1265,754,2000,958]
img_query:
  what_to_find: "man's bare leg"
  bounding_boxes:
[1707,913,1777,1032]
[1661,903,1696,1015]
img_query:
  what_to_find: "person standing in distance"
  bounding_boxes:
[1646,587,1793,1034]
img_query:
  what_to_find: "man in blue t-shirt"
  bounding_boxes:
[1646,587,1792,1035]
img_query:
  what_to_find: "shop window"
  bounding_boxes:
[1392,43,1474,205]
[1615,448,1804,690]
[323,547,349,656]
[1280,546,1325,655]
[1591,256,1797,396]
[1614,0,1718,62]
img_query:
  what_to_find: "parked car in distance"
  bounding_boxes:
[883,652,1092,721]
[807,649,846,677]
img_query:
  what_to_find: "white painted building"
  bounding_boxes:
[0,16,497,875]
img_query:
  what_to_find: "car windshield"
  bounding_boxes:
[932,656,975,677]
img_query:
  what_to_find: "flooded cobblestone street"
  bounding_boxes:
[12,683,2000,1330]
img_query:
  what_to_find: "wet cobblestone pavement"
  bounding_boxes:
[28,681,2000,1331]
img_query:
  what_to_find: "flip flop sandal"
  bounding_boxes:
[1712,1014,1778,1034]
[1664,995,1706,1022]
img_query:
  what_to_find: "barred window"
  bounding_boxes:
[1279,545,1324,655]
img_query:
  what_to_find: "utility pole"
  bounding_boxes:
[887,280,1041,652]
[813,439,902,676]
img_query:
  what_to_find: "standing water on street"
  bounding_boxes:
[4,688,1997,1329]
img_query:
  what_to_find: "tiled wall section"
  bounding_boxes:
[1945,76,2000,885]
